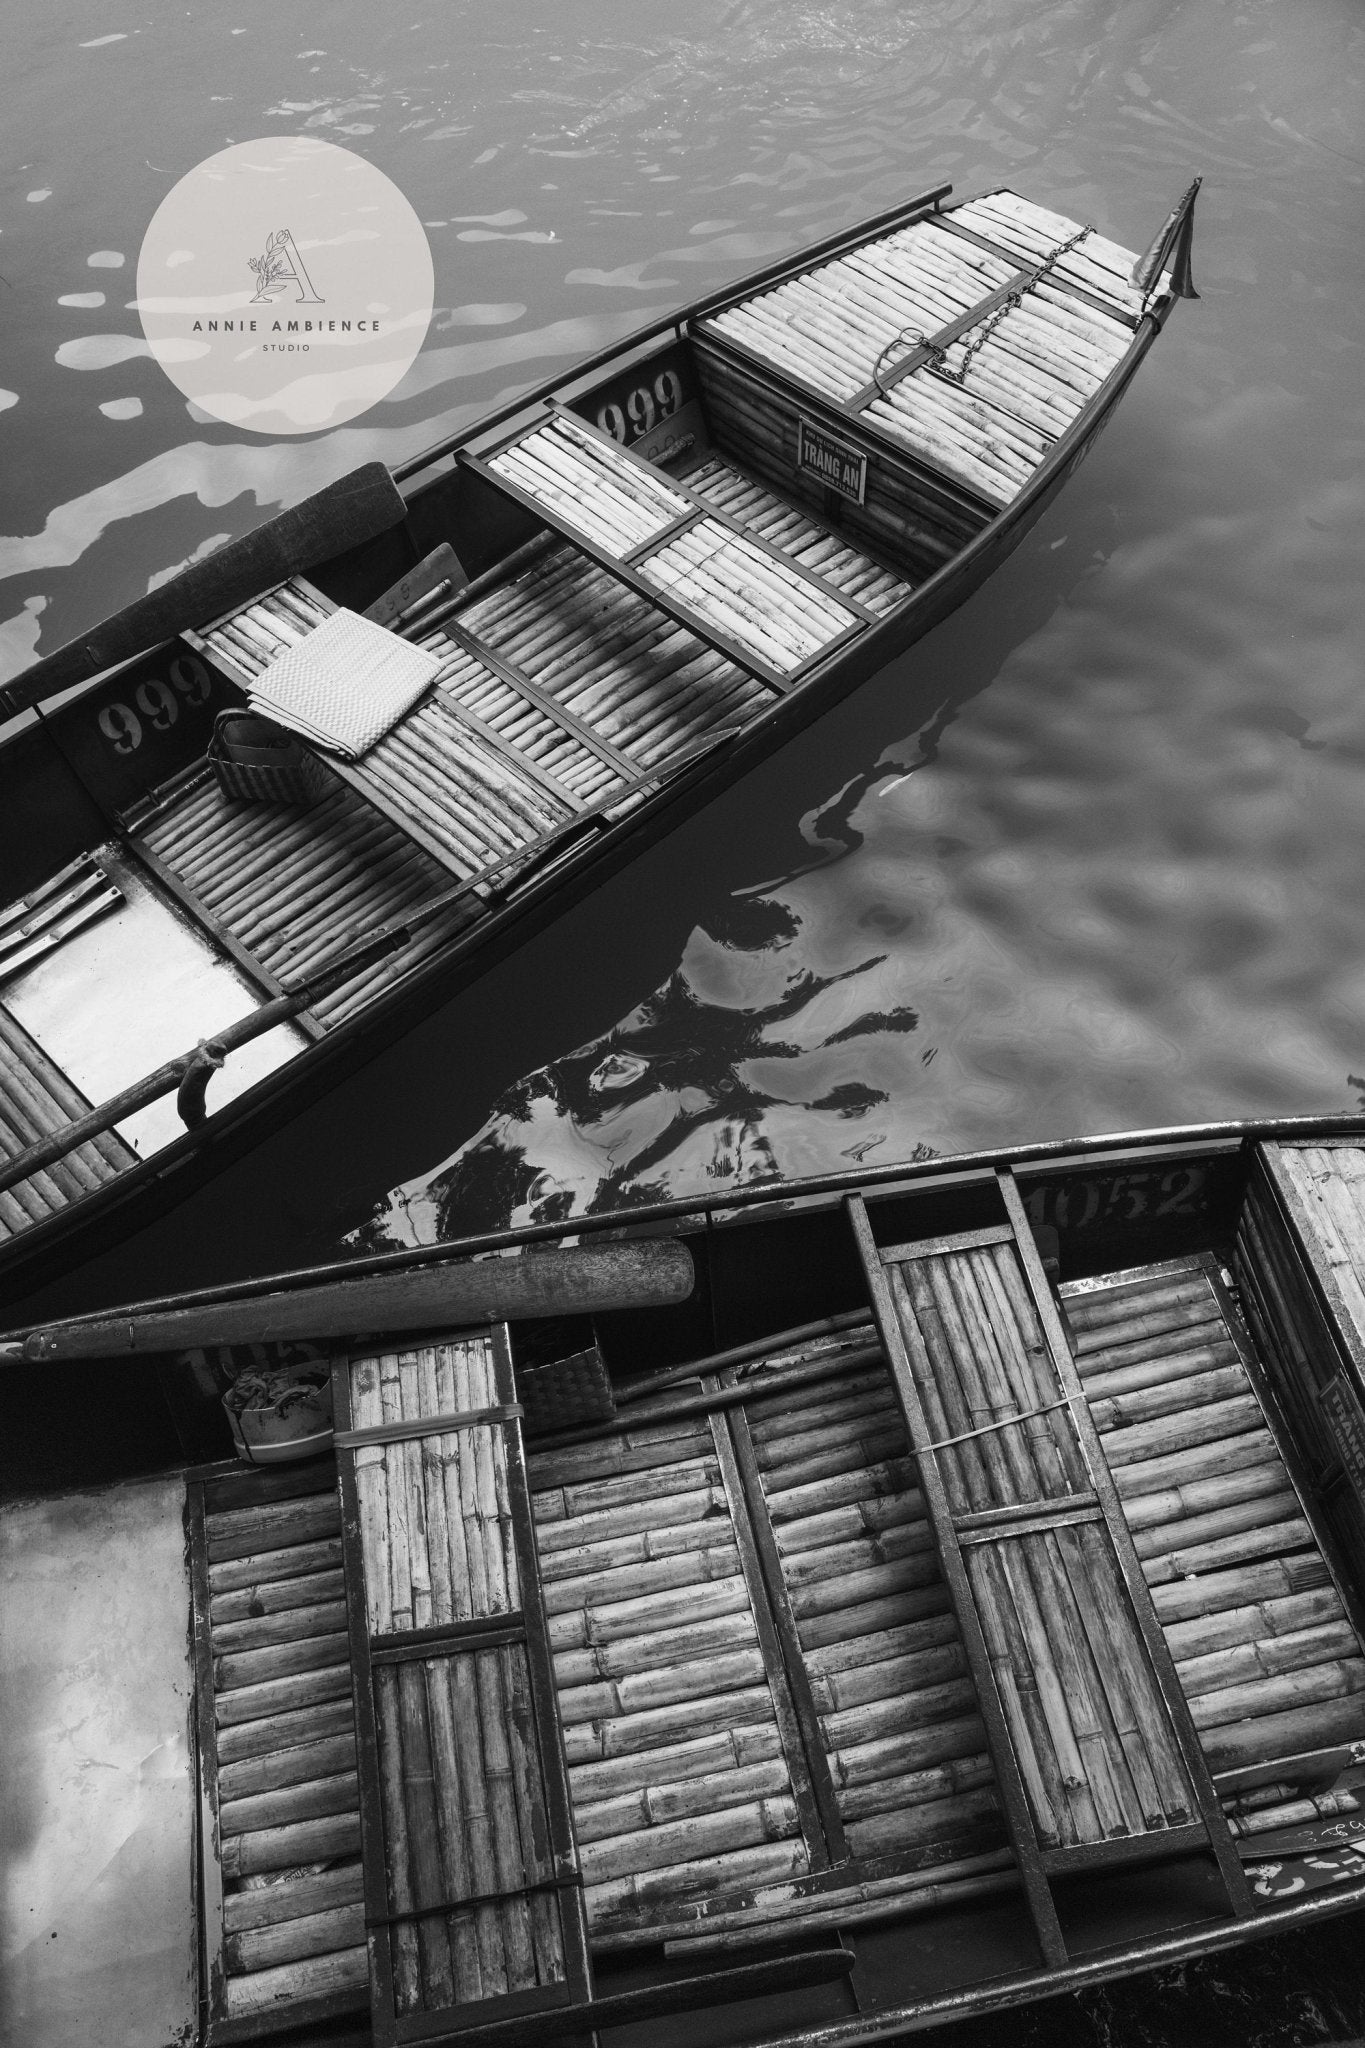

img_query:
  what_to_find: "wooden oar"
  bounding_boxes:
[0,1239,694,1362]
[0,463,407,718]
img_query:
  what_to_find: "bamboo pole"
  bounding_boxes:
[562,1682,780,1765]
[773,1487,926,1557]
[844,1787,1001,1862]
[1089,1366,1256,1436]
[374,1663,418,2010]
[503,1643,566,1987]
[1167,1586,1346,1665]
[1113,1426,1281,1503]
[537,1467,724,1539]
[530,1421,714,1496]
[1181,1620,1365,1702]
[802,1612,958,1678]
[965,1542,1071,1847]
[567,1723,785,1806]
[557,1647,769,1727]
[578,1794,801,1886]
[807,1639,966,1716]
[583,1839,808,1931]
[1143,1515,1315,1587]
[1097,1394,1267,1467]
[1133,1490,1303,1565]
[553,1609,759,1689]
[573,1756,794,1846]
[1067,1274,1213,1339]
[1058,1521,1190,1825]
[218,1769,359,1838]
[216,1696,356,1767]
[1121,1455,1290,1534]
[476,1646,538,1991]
[1191,1657,1365,1733]
[223,1861,365,1935]
[218,1730,358,1801]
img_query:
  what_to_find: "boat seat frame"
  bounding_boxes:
[847,1171,1255,1965]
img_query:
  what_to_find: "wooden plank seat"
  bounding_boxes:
[695,188,1156,508]
[188,1457,367,2039]
[0,1000,136,1239]
[850,1179,1254,1966]
[1060,1254,1365,1776]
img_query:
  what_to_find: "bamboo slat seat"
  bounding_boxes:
[527,1413,814,1937]
[741,1338,1001,1870]
[471,410,902,684]
[189,1458,367,2033]
[697,188,1158,508]
[851,1189,1254,1967]
[132,751,474,1031]
[1066,1253,1365,1775]
[0,1000,136,1238]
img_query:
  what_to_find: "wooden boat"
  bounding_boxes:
[0,177,1200,1286]
[7,1112,1365,2046]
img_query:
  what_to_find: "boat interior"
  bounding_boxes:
[6,1131,1365,2047]
[0,186,1171,1249]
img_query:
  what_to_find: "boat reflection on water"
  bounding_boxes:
[351,762,943,1251]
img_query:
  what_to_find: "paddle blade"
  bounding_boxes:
[3,1238,696,1363]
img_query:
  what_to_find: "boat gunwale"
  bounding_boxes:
[726,1871,1365,2048]
[7,1112,1365,1343]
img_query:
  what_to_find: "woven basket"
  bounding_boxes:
[518,1345,616,1437]
[207,708,332,807]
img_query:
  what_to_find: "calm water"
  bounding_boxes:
[4,0,1365,1263]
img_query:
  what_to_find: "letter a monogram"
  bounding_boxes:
[248,228,324,305]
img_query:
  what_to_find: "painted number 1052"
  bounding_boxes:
[96,654,213,754]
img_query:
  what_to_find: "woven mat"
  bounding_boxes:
[248,607,439,759]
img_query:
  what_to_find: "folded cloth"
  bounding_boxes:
[246,606,440,759]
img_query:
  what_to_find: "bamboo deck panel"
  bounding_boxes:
[426,544,767,778]
[527,1410,814,1938]
[1252,1144,1365,1385]
[0,1000,136,1237]
[189,1459,367,2036]
[740,1330,1002,1870]
[872,1234,1204,1852]
[333,1329,591,2042]
[852,1191,1252,1963]
[1063,1255,1365,1776]
[478,412,893,680]
[697,189,1154,508]
[132,750,472,1031]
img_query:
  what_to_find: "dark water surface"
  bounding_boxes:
[4,1,1365,1261]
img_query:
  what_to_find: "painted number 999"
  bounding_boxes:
[597,369,684,445]
[96,655,213,754]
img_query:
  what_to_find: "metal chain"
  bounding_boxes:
[937,221,1094,387]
